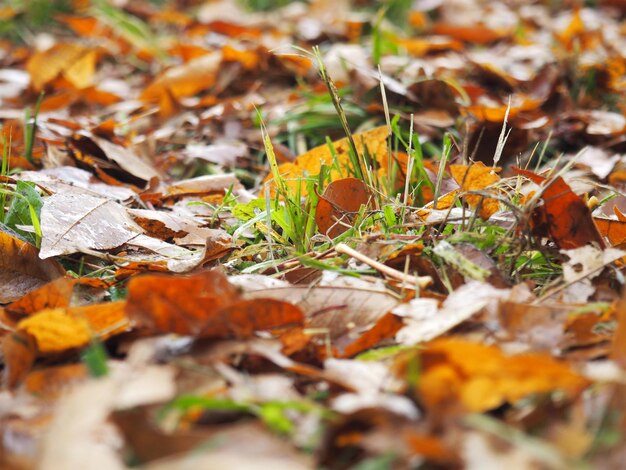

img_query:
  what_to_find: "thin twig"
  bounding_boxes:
[335,243,432,288]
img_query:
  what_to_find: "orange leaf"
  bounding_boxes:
[431,23,507,44]
[2,331,37,389]
[1,277,76,324]
[316,177,374,238]
[514,167,605,249]
[140,51,221,101]
[69,301,130,339]
[340,312,405,358]
[594,204,626,247]
[24,363,88,400]
[450,162,500,219]
[593,217,626,246]
[127,271,302,338]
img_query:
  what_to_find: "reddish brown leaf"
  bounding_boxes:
[200,298,304,338]
[514,167,605,249]
[316,177,373,238]
[126,270,239,336]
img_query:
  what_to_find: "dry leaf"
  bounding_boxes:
[404,338,589,413]
[27,43,97,91]
[316,177,373,238]
[0,277,76,327]
[18,309,92,354]
[39,192,144,258]
[514,167,605,249]
[265,126,404,195]
[450,162,500,219]
[0,231,65,303]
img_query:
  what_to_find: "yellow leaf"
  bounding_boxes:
[26,43,94,91]
[416,339,589,413]
[265,126,405,196]
[18,309,91,354]
[63,49,97,89]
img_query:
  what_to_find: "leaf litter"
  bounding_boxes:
[1,0,626,468]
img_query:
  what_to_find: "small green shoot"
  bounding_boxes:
[23,92,43,163]
[81,340,109,378]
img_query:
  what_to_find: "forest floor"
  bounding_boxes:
[1,0,626,468]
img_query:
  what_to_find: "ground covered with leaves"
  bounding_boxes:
[1,0,626,468]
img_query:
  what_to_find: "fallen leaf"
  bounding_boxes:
[26,43,97,91]
[266,126,404,196]
[68,301,130,338]
[316,177,373,238]
[514,167,605,249]
[244,286,400,342]
[128,208,223,245]
[0,277,76,327]
[24,363,88,401]
[594,206,626,246]
[118,232,232,274]
[450,162,501,219]
[69,134,160,186]
[126,270,301,338]
[395,281,510,344]
[0,231,65,303]
[39,364,176,470]
[559,245,625,302]
[340,312,405,358]
[39,191,144,258]
[18,309,91,354]
[401,338,589,413]
[2,331,37,388]
[141,50,221,101]
[200,298,303,338]
[126,270,238,336]
[431,22,508,44]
